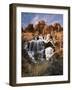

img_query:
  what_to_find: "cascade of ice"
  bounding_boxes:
[24,38,45,63]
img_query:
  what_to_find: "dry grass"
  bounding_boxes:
[22,50,63,77]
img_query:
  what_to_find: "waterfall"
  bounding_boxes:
[23,38,45,63]
[23,34,55,63]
